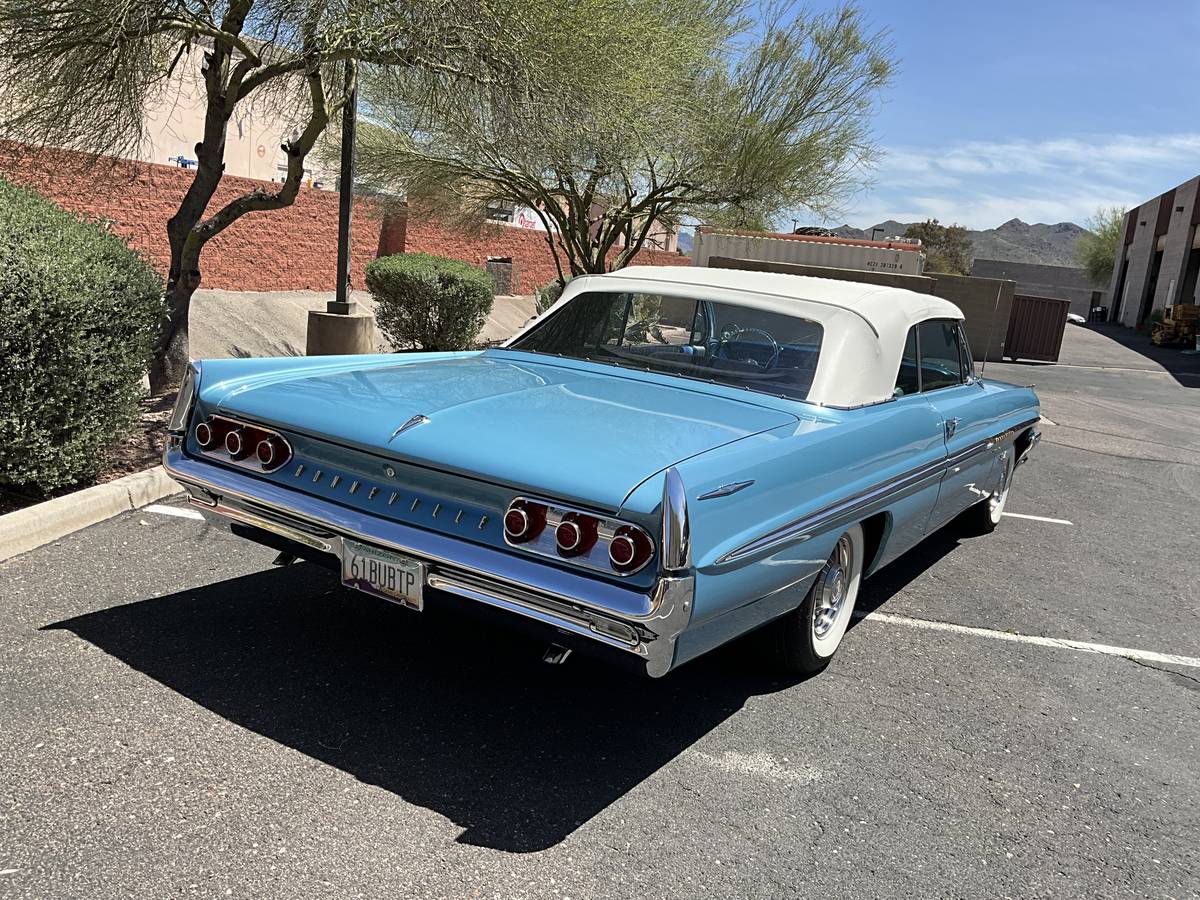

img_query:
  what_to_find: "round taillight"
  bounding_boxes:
[609,525,653,572]
[256,438,276,468]
[609,535,637,567]
[504,502,546,543]
[224,428,246,458]
[195,420,214,448]
[556,514,598,557]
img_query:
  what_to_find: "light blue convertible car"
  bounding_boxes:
[164,267,1040,677]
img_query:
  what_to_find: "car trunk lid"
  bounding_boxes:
[213,352,796,511]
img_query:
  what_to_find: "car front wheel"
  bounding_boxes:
[767,523,864,677]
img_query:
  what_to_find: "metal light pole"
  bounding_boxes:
[332,61,357,314]
[307,60,373,355]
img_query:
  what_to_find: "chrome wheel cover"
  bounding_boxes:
[813,534,853,639]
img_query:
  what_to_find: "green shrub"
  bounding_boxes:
[534,278,567,315]
[366,253,494,351]
[0,176,164,493]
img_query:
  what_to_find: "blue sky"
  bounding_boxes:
[795,0,1200,230]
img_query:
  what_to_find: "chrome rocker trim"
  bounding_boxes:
[163,448,693,677]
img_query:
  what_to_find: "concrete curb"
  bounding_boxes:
[0,466,182,563]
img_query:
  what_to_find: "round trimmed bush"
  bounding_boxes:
[0,176,164,494]
[366,252,494,351]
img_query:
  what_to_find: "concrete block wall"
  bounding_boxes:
[971,259,1104,318]
[925,272,1014,362]
[1153,175,1199,311]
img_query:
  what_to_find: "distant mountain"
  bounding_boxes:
[676,228,694,254]
[832,218,1089,268]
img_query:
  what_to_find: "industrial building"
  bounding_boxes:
[1108,175,1200,327]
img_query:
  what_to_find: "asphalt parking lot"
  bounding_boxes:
[2,326,1198,899]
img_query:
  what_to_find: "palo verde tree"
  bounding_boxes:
[0,0,618,391]
[903,218,973,275]
[1075,206,1125,286]
[355,3,894,283]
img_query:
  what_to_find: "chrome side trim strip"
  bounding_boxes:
[716,416,1041,565]
[717,456,947,565]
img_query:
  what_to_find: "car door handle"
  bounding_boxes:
[945,418,960,439]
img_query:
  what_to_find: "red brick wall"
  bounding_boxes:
[0,141,382,292]
[0,141,689,293]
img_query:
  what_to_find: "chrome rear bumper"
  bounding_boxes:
[163,447,692,676]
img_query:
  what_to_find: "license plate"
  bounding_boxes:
[341,540,424,610]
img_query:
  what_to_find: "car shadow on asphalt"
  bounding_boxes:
[44,563,814,853]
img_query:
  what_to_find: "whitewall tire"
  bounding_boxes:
[768,524,865,676]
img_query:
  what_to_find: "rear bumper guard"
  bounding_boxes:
[163,447,692,676]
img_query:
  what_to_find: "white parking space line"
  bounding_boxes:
[143,504,205,521]
[856,611,1200,670]
[1002,512,1074,525]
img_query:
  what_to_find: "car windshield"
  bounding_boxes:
[507,291,823,401]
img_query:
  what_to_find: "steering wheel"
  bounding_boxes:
[717,324,781,368]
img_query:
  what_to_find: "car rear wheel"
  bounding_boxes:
[961,451,1014,535]
[767,524,864,677]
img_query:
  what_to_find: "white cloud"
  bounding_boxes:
[830,132,1200,229]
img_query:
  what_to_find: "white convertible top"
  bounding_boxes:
[508,266,966,408]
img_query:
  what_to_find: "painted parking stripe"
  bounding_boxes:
[1002,512,1073,525]
[856,611,1200,670]
[143,504,206,521]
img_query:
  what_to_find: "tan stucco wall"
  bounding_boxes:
[137,44,334,188]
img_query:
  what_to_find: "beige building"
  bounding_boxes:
[137,43,333,188]
[1109,174,1200,327]
[485,200,679,252]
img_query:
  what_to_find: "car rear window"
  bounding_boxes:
[508,291,823,401]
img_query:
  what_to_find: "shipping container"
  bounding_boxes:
[693,227,926,276]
